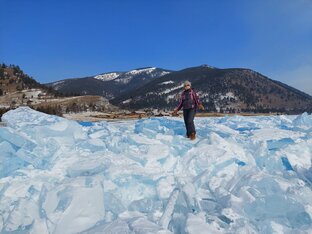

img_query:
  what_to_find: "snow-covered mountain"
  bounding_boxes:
[46,65,312,114]
[46,67,172,99]
[94,67,170,84]
[112,65,312,114]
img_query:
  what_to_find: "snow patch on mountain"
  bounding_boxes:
[159,85,183,95]
[51,80,65,90]
[94,72,122,81]
[126,67,157,75]
[159,81,174,85]
[166,94,177,102]
[220,92,236,100]
[122,99,132,104]
[114,68,171,84]
[158,71,171,77]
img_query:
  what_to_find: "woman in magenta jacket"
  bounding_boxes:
[172,81,204,140]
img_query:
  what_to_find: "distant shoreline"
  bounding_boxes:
[63,111,286,122]
[0,110,299,124]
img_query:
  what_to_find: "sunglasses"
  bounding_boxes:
[184,84,190,87]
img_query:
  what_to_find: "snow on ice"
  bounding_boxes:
[0,107,311,233]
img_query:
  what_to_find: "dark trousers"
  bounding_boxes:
[183,108,196,137]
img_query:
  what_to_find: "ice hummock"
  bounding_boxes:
[0,107,311,233]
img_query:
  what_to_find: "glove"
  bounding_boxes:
[198,104,205,110]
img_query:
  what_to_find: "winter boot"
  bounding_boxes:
[190,132,196,140]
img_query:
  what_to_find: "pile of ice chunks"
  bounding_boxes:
[0,107,311,233]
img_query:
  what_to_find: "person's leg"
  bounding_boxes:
[189,108,196,135]
[183,109,190,137]
[188,109,196,139]
[185,109,195,137]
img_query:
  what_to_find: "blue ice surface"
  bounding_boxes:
[235,159,246,166]
[281,156,294,171]
[267,138,294,151]
[0,107,311,233]
[78,121,94,127]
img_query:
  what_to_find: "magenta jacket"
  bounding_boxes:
[175,89,202,112]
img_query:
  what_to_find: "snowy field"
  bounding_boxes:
[0,107,311,233]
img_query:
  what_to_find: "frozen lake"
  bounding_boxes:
[0,107,311,233]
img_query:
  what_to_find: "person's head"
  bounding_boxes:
[184,80,191,90]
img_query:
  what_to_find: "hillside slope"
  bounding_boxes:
[0,64,118,115]
[46,67,171,99]
[112,65,312,114]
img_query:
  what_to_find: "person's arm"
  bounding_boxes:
[172,93,183,114]
[192,90,204,110]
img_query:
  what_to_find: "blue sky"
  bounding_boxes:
[1,0,311,94]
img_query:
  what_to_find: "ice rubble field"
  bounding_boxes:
[0,107,312,234]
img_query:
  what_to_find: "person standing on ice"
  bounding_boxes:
[172,80,204,140]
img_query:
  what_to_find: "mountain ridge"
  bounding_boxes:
[46,67,172,99]
[4,64,311,114]
[111,66,312,114]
